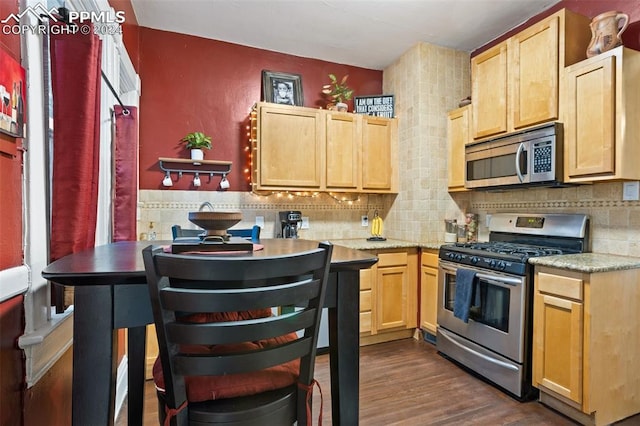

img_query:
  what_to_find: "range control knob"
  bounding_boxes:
[454,254,462,261]
[497,261,507,270]
[489,260,496,268]
[470,256,479,265]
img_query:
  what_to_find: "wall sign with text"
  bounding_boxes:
[354,95,394,118]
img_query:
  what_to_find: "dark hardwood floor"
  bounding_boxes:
[115,338,637,425]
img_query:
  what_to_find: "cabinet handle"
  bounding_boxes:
[440,329,519,371]
[515,142,526,183]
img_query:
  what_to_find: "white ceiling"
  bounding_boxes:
[130,0,562,70]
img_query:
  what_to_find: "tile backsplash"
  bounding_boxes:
[137,190,388,241]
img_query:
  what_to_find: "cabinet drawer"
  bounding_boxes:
[537,272,583,300]
[360,289,371,312]
[378,252,408,267]
[360,312,372,333]
[360,268,372,290]
[421,251,439,268]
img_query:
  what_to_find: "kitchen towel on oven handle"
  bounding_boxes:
[453,268,477,323]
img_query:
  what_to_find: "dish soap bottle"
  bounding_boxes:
[147,222,157,240]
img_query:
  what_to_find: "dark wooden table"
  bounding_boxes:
[42,239,377,426]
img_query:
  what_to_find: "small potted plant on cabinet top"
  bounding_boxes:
[322,74,354,112]
[181,131,212,163]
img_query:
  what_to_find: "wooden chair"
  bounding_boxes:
[171,225,203,239]
[228,225,261,241]
[142,242,333,426]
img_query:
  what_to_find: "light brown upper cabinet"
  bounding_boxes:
[325,111,361,190]
[254,103,324,190]
[471,9,591,140]
[563,46,640,183]
[361,115,398,192]
[447,105,470,192]
[252,102,398,193]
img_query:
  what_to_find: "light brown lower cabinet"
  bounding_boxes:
[533,266,640,425]
[419,249,439,336]
[359,248,418,346]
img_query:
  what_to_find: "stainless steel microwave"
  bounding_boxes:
[465,122,564,190]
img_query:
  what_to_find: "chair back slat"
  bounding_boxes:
[167,308,317,346]
[153,249,328,282]
[160,278,322,313]
[174,337,314,377]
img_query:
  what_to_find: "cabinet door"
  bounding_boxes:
[533,291,583,404]
[362,116,397,192]
[510,15,560,129]
[564,55,615,180]
[472,43,508,139]
[420,252,439,335]
[257,105,324,189]
[447,106,469,192]
[326,112,361,190]
[376,265,409,331]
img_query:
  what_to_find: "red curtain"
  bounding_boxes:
[49,24,102,262]
[113,105,138,242]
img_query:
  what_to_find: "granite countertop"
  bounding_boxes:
[329,238,447,251]
[329,238,422,251]
[529,253,640,273]
[329,239,640,273]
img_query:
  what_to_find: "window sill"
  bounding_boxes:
[18,306,74,387]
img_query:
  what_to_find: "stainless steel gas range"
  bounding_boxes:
[436,213,589,400]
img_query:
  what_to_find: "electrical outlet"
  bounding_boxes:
[623,181,640,201]
[255,216,265,228]
[301,217,310,229]
[361,215,369,227]
[486,214,492,228]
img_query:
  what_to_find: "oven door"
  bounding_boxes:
[437,260,527,363]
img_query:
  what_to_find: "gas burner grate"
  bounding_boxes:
[453,242,565,258]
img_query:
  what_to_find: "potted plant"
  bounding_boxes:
[181,131,212,163]
[322,74,354,112]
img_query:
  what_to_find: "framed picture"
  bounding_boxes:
[354,95,395,118]
[262,70,304,106]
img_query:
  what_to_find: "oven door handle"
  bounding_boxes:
[440,265,523,286]
[439,329,519,371]
[515,142,526,182]
[475,272,522,287]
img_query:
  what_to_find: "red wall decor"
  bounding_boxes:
[137,27,383,191]
[0,47,26,153]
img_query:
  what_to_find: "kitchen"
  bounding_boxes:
[2,0,640,425]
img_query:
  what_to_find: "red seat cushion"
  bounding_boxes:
[153,309,300,402]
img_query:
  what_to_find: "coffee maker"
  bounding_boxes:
[278,211,302,238]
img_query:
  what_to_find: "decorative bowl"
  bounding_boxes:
[188,211,243,237]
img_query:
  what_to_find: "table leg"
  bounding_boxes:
[328,270,360,425]
[72,285,117,426]
[127,326,147,425]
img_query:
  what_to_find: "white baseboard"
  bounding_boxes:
[115,355,128,422]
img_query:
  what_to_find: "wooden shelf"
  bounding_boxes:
[158,157,233,187]
[158,157,232,175]
[158,157,232,167]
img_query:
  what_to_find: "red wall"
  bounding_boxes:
[0,1,23,270]
[473,0,640,56]
[0,0,26,423]
[137,28,383,191]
